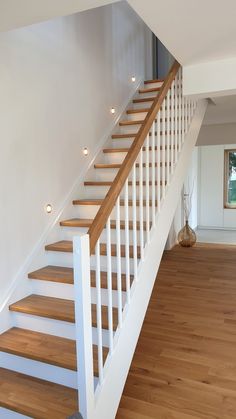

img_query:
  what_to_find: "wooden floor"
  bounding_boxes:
[116,243,236,419]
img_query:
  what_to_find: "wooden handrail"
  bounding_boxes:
[88,60,180,254]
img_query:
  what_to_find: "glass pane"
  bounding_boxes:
[227,151,236,206]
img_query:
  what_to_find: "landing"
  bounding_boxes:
[116,243,236,419]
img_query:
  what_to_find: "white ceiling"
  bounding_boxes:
[127,0,236,66]
[0,0,117,32]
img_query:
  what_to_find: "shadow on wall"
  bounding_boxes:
[154,38,175,79]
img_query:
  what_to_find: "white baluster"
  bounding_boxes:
[166,89,170,185]
[157,112,161,212]
[187,97,190,128]
[106,217,113,353]
[162,99,166,199]
[185,96,188,134]
[178,70,182,152]
[181,69,185,144]
[132,165,138,280]
[116,197,122,327]
[171,81,174,174]
[145,134,150,243]
[124,179,130,304]
[139,148,144,260]
[174,77,178,163]
[151,121,156,226]
[95,239,104,384]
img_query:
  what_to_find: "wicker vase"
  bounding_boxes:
[178,220,196,247]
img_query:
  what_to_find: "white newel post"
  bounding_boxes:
[73,234,94,419]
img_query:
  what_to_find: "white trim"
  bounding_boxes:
[197,225,236,231]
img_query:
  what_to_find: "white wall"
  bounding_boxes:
[0,1,152,301]
[198,144,236,229]
[183,58,236,99]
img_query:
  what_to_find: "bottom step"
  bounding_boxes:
[0,368,78,419]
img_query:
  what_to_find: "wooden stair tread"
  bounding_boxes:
[84,181,114,186]
[29,265,74,284]
[103,145,174,153]
[103,148,131,153]
[45,240,141,258]
[72,199,104,205]
[139,87,161,93]
[72,199,103,205]
[73,197,158,205]
[84,180,165,186]
[59,219,150,231]
[119,119,143,126]
[45,240,73,253]
[94,162,168,169]
[133,97,155,103]
[111,131,171,140]
[0,367,78,419]
[111,133,136,139]
[60,218,93,228]
[28,265,133,291]
[94,164,121,169]
[9,295,118,330]
[144,78,164,84]
[60,218,93,227]
[0,327,108,375]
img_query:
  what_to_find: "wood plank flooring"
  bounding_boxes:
[116,243,236,419]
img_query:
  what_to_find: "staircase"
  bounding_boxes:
[0,62,207,419]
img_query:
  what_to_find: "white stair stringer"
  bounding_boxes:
[87,99,208,419]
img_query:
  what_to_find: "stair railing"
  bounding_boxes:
[73,61,197,418]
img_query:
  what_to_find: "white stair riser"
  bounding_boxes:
[117,125,140,134]
[137,91,158,99]
[11,312,110,346]
[31,279,126,308]
[127,110,148,120]
[93,166,170,181]
[83,184,164,199]
[0,352,77,389]
[102,149,168,165]
[144,81,163,89]
[45,251,136,276]
[117,119,175,134]
[60,225,148,247]
[132,98,153,109]
[0,408,30,418]
[71,204,157,222]
[111,138,134,148]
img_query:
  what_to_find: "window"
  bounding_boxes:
[224,149,236,208]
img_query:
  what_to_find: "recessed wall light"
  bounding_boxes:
[83,147,89,156]
[110,107,115,114]
[45,204,52,214]
[131,76,136,82]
